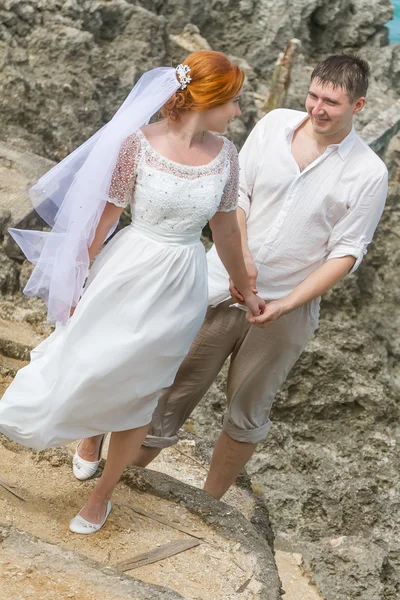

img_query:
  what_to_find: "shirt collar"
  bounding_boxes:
[284,111,309,141]
[327,126,357,160]
[284,112,358,161]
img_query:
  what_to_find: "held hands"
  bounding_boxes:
[246,299,288,328]
[242,291,266,316]
[230,256,291,325]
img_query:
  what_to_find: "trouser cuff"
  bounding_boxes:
[142,433,179,449]
[222,413,272,443]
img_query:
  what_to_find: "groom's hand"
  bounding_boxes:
[230,256,258,303]
[246,299,288,328]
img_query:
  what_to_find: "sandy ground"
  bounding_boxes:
[0,440,263,600]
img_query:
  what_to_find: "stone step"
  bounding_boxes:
[0,316,44,361]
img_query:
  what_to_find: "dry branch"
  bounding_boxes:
[115,538,200,571]
[0,475,25,501]
[120,502,205,540]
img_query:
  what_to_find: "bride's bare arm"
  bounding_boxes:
[69,203,124,317]
[209,210,265,316]
[88,203,125,262]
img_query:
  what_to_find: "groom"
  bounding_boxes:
[132,54,388,498]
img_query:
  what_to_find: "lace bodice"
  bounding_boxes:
[107,130,239,233]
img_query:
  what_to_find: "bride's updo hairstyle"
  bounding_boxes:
[162,50,245,121]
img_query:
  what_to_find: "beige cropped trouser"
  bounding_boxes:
[144,298,318,447]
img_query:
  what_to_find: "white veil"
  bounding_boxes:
[9,67,180,325]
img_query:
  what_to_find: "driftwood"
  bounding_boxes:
[264,39,301,112]
[114,538,200,571]
[236,577,252,593]
[120,502,205,540]
[121,502,251,576]
[0,474,26,501]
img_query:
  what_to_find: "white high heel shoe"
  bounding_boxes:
[69,501,112,534]
[72,435,105,480]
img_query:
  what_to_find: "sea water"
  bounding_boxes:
[387,0,400,43]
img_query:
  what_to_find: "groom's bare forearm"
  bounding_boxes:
[248,255,356,327]
[281,255,356,313]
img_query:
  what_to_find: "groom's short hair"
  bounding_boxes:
[311,54,370,102]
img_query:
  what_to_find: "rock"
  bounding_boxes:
[122,466,282,599]
[0,1,398,162]
[0,143,55,263]
[0,208,11,240]
[0,252,19,297]
[380,127,400,182]
[360,100,400,153]
[0,2,168,161]
[301,537,389,600]
[136,0,394,75]
[0,523,185,599]
[169,23,212,54]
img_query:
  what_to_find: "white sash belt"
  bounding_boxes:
[129,221,201,246]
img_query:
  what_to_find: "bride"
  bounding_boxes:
[0,51,265,534]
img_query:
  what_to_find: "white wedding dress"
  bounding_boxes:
[0,130,238,449]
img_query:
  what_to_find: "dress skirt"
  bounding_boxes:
[0,222,207,450]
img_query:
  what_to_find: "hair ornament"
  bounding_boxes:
[176,64,192,90]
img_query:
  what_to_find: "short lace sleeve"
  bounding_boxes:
[217,141,239,213]
[108,134,141,208]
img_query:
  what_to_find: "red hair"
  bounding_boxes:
[162,51,245,121]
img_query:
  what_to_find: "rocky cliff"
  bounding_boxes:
[1,0,399,159]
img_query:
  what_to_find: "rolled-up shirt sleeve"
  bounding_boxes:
[238,116,267,217]
[326,170,388,273]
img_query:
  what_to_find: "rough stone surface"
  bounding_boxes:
[0,523,185,599]
[0,143,55,226]
[1,0,398,163]
[120,467,282,598]
[0,144,54,266]
[300,537,394,600]
[361,101,400,155]
[0,0,168,161]
[137,0,394,74]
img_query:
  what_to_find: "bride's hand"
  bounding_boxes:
[243,292,266,317]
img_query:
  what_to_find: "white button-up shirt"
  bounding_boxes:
[208,108,388,306]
